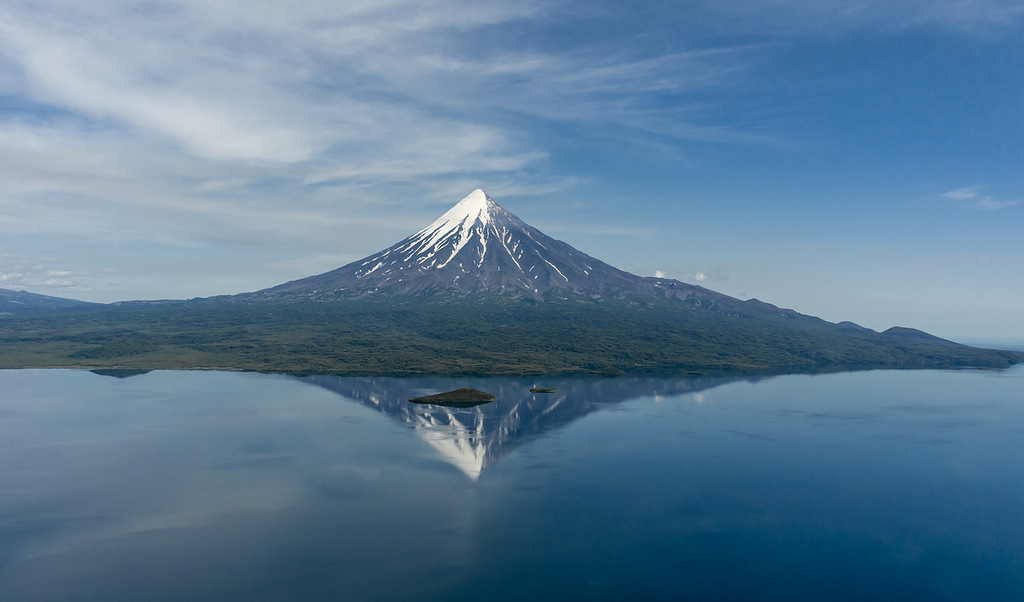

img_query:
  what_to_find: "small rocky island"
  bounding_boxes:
[408,388,496,408]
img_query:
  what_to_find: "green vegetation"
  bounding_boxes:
[1,291,1021,376]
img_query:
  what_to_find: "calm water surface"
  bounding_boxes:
[1,368,1022,601]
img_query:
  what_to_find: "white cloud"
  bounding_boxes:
[0,0,547,170]
[943,186,1018,210]
[690,269,730,284]
[942,186,981,201]
[0,0,796,186]
[972,197,1019,210]
[0,253,84,291]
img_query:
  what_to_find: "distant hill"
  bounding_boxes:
[0,288,98,314]
[1,190,1022,375]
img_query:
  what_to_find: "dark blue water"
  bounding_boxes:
[1,368,1022,601]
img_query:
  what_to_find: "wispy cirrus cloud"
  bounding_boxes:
[0,0,541,165]
[0,0,791,181]
[2,0,1019,199]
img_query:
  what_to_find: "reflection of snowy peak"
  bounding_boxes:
[265,189,683,298]
[301,375,752,479]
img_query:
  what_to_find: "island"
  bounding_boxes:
[408,388,497,408]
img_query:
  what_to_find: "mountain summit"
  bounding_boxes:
[266,189,675,298]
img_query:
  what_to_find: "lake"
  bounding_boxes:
[1,367,1022,601]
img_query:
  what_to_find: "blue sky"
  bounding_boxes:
[1,0,1022,343]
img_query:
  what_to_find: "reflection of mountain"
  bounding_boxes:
[300,375,757,479]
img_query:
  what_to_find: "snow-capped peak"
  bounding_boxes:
[266,188,665,299]
[422,188,493,234]
[392,189,498,269]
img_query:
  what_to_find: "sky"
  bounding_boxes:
[1,0,1022,344]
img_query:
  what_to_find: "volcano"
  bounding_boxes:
[264,189,691,300]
